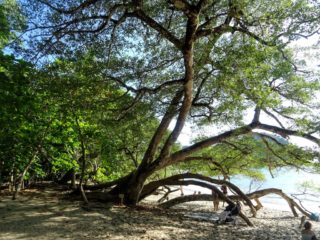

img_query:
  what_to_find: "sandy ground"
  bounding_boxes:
[0,185,319,240]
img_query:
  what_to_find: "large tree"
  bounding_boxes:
[17,0,320,206]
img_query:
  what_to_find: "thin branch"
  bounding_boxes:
[262,108,286,128]
[106,74,184,94]
[37,0,103,14]
[272,108,296,121]
[256,123,320,146]
[133,10,183,50]
[221,140,250,155]
[260,137,304,169]
[231,26,276,46]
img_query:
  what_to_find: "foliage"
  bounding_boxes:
[176,132,318,180]
[0,51,48,183]
[298,180,320,193]
[0,0,25,48]
[38,52,164,181]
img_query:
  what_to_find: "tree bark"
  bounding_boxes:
[109,168,152,205]
[12,152,38,200]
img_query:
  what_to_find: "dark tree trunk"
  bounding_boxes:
[57,168,75,184]
[110,166,155,205]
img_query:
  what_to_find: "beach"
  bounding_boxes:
[0,186,320,240]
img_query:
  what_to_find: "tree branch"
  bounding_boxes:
[141,172,256,218]
[140,90,184,166]
[37,0,102,14]
[262,108,286,128]
[256,123,320,146]
[133,10,183,50]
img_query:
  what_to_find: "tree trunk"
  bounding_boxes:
[0,160,3,193]
[9,163,15,192]
[71,169,76,190]
[12,152,37,200]
[79,154,89,205]
[110,166,154,205]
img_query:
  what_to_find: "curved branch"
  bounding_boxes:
[141,173,257,217]
[165,123,257,166]
[161,107,259,166]
[106,74,184,95]
[256,123,320,146]
[260,137,304,169]
[155,179,253,226]
[159,187,311,220]
[245,188,311,218]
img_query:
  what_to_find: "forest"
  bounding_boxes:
[1,0,320,228]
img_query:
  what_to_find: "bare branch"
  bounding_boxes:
[272,108,296,121]
[262,108,286,128]
[232,26,276,46]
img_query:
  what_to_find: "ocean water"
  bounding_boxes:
[181,168,320,213]
[231,168,320,212]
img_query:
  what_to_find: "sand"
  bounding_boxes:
[0,186,319,240]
